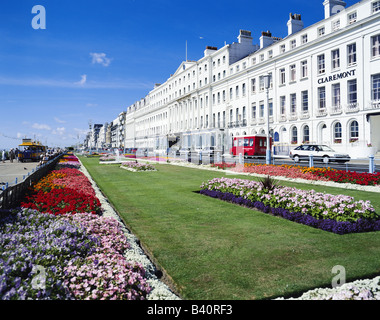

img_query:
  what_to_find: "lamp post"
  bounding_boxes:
[263,74,271,164]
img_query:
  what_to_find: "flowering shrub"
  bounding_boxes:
[200,177,380,234]
[121,161,156,172]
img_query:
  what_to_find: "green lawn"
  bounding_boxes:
[80,156,380,300]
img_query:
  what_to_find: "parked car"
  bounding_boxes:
[289,144,351,163]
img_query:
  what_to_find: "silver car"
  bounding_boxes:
[289,144,351,163]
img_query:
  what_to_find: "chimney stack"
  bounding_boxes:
[287,13,304,35]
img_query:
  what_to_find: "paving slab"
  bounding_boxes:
[0,161,40,186]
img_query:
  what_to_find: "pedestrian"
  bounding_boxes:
[2,150,5,163]
[9,148,15,163]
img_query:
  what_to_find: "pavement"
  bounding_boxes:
[0,160,40,187]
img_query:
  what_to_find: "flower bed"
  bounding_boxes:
[200,177,380,234]
[241,163,328,181]
[120,161,156,172]
[0,209,151,300]
[21,166,101,215]
[210,162,236,170]
[241,163,380,186]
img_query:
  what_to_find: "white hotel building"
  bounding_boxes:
[124,0,380,158]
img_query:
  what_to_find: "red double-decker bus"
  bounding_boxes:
[230,135,272,158]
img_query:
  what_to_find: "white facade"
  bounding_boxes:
[123,0,380,158]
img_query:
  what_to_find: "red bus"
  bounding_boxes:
[230,135,272,158]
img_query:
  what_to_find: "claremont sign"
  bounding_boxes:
[317,69,356,84]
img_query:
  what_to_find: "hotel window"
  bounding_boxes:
[347,43,357,66]
[371,34,380,58]
[280,68,286,85]
[205,77,208,85]
[251,78,256,93]
[217,92,220,104]
[348,79,357,104]
[301,34,308,44]
[302,90,308,112]
[222,90,226,102]
[236,65,240,72]
[303,125,310,143]
[242,83,246,96]
[230,88,233,99]
[213,75,216,82]
[301,60,308,78]
[280,96,286,115]
[252,57,256,65]
[259,102,264,118]
[243,62,247,69]
[349,120,359,142]
[280,44,285,53]
[372,1,380,13]
[291,127,298,144]
[372,74,380,100]
[332,83,341,107]
[318,87,326,109]
[223,56,226,63]
[218,59,220,66]
[348,11,357,24]
[268,50,273,58]
[318,26,325,37]
[204,64,207,71]
[317,54,325,74]
[223,70,226,78]
[259,76,264,91]
[260,54,264,62]
[332,19,340,32]
[251,103,257,120]
[236,85,239,98]
[230,68,233,75]
[290,64,296,82]
[290,93,297,114]
[218,73,221,80]
[334,122,342,143]
[332,49,340,70]
[290,39,296,49]
[269,100,273,117]
[242,106,246,122]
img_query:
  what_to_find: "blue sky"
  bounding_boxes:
[0,0,358,149]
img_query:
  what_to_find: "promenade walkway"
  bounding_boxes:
[0,161,40,186]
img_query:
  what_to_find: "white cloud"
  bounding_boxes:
[54,117,66,124]
[32,123,51,130]
[90,53,112,67]
[52,127,65,136]
[75,74,87,86]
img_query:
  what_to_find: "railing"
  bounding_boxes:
[0,153,63,210]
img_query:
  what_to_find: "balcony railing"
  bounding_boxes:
[366,100,380,110]
[316,108,327,117]
[345,102,359,113]
[330,105,342,115]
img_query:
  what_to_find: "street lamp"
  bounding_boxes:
[263,74,271,164]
